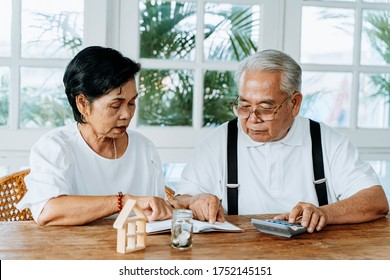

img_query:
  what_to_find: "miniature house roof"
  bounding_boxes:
[113,199,148,229]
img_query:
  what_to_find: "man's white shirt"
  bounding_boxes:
[175,116,380,214]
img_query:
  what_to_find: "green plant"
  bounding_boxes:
[140,1,196,60]
[27,11,82,57]
[138,69,193,126]
[365,12,390,98]
[365,12,390,65]
[203,71,236,126]
[19,10,82,128]
[138,0,258,127]
[20,85,72,128]
[364,11,390,125]
[205,4,258,61]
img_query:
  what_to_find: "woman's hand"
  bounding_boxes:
[125,195,174,221]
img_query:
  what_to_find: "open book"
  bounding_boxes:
[146,219,244,234]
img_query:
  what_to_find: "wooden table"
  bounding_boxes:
[1,214,389,260]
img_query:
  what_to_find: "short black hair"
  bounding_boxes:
[63,46,141,123]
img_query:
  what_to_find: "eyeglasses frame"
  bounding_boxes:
[230,94,293,121]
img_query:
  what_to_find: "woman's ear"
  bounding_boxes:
[75,94,90,118]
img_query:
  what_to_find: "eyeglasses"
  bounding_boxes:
[230,95,291,121]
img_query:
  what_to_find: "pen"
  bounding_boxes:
[164,186,177,209]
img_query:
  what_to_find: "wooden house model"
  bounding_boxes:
[113,199,148,254]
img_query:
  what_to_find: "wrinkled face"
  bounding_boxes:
[78,79,138,139]
[238,70,302,142]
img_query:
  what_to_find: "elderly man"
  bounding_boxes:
[173,49,389,233]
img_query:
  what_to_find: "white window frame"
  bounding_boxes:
[284,0,390,162]
[0,0,107,172]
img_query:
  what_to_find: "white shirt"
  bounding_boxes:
[175,116,380,214]
[17,123,165,222]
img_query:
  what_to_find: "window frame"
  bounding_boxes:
[284,0,390,161]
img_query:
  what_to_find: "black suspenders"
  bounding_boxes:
[309,119,329,206]
[227,119,239,215]
[226,118,328,215]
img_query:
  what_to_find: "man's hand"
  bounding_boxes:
[273,201,328,233]
[173,193,225,224]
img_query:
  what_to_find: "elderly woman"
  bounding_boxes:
[17,46,173,225]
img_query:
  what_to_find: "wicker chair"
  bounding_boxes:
[0,169,33,221]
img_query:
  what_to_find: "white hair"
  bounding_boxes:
[235,49,302,96]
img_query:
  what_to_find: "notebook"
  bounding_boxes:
[146,219,244,234]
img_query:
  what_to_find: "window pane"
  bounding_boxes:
[204,3,259,61]
[361,10,390,66]
[20,67,72,128]
[358,73,390,128]
[21,0,83,58]
[0,0,11,57]
[369,161,390,200]
[203,70,236,127]
[139,0,196,60]
[300,71,352,127]
[0,67,10,127]
[301,7,354,65]
[138,69,193,126]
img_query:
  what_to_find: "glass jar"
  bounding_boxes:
[171,209,193,250]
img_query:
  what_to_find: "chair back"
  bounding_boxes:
[0,169,33,221]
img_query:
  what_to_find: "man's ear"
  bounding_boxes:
[291,92,302,117]
[75,94,90,117]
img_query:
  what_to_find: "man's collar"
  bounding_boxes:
[279,117,303,146]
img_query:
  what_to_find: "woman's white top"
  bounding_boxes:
[17,123,165,222]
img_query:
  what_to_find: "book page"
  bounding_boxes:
[146,219,243,234]
[193,220,243,233]
[146,219,171,234]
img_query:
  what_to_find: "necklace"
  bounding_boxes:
[113,138,117,160]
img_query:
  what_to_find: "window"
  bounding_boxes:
[120,0,283,163]
[0,0,105,172]
[137,0,260,128]
[1,0,83,130]
[285,0,390,146]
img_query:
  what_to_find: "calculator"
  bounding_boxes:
[251,218,307,238]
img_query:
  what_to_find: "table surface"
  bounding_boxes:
[1,214,389,260]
